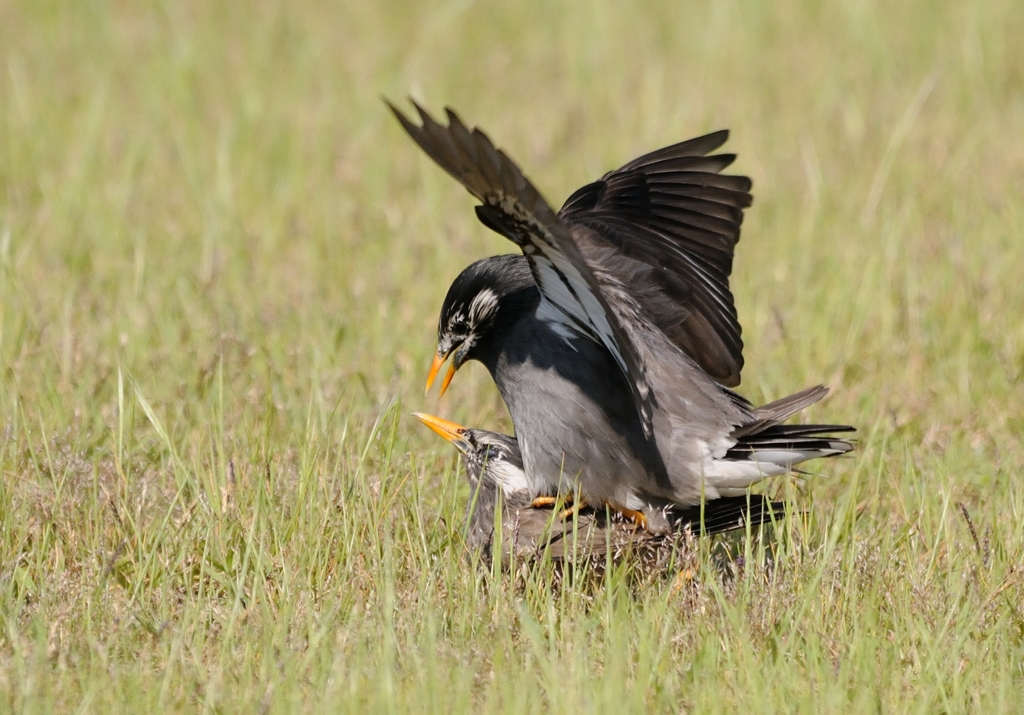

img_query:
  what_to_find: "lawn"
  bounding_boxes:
[1,0,1023,711]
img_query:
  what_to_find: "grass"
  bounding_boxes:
[1,0,1023,711]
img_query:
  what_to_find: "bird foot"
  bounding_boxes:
[557,497,587,521]
[529,495,562,509]
[671,567,697,594]
[610,506,648,530]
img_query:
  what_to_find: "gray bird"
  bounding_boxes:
[413,412,795,564]
[393,102,853,530]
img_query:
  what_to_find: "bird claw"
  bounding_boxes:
[558,497,587,521]
[610,505,648,530]
[671,567,697,594]
[548,499,647,529]
[531,493,579,510]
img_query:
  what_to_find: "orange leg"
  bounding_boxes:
[610,505,648,530]
[671,567,697,594]
[531,493,580,510]
[558,497,587,521]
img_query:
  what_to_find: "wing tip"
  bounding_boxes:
[387,96,435,144]
[704,129,730,151]
[387,97,455,140]
[384,95,412,127]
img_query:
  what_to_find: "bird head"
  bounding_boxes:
[412,413,528,502]
[425,255,535,396]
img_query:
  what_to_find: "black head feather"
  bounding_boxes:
[436,254,537,366]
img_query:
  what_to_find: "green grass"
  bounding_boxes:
[2,0,1023,711]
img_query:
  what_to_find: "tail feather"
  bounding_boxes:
[733,385,830,439]
[722,421,854,480]
[702,388,855,495]
[671,494,788,534]
[743,423,855,437]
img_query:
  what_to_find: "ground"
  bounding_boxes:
[1,0,1022,711]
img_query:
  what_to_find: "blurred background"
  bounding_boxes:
[3,1,1021,451]
[1,0,1022,708]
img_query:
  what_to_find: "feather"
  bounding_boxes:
[390,99,656,435]
[559,132,753,387]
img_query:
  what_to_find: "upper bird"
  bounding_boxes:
[392,101,852,530]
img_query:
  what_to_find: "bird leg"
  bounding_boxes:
[530,493,586,521]
[671,567,697,594]
[608,505,648,530]
[530,493,577,510]
[549,499,647,528]
[558,497,587,521]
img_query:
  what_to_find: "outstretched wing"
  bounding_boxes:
[560,132,752,387]
[389,99,655,435]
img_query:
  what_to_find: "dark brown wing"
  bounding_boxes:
[495,495,789,562]
[560,133,752,386]
[389,100,655,434]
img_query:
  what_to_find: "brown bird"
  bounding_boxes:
[414,412,792,566]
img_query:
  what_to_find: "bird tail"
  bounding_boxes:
[670,494,790,534]
[733,384,829,436]
[724,422,855,467]
[700,386,854,494]
[726,384,855,469]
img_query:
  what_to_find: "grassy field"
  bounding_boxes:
[2,0,1023,711]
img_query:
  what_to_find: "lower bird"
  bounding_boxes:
[413,412,832,562]
[393,102,855,531]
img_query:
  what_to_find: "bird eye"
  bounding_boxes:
[448,311,467,328]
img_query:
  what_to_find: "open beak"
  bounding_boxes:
[424,352,459,397]
[412,412,470,454]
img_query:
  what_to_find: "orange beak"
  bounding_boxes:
[425,354,445,395]
[412,412,470,452]
[424,353,459,397]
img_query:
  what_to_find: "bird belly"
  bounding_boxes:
[496,348,660,507]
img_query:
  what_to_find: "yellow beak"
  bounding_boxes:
[425,354,444,394]
[424,353,458,397]
[412,412,469,451]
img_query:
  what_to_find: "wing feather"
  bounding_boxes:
[390,99,655,434]
[560,133,753,386]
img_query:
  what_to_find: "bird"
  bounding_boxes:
[413,412,793,565]
[392,101,854,531]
